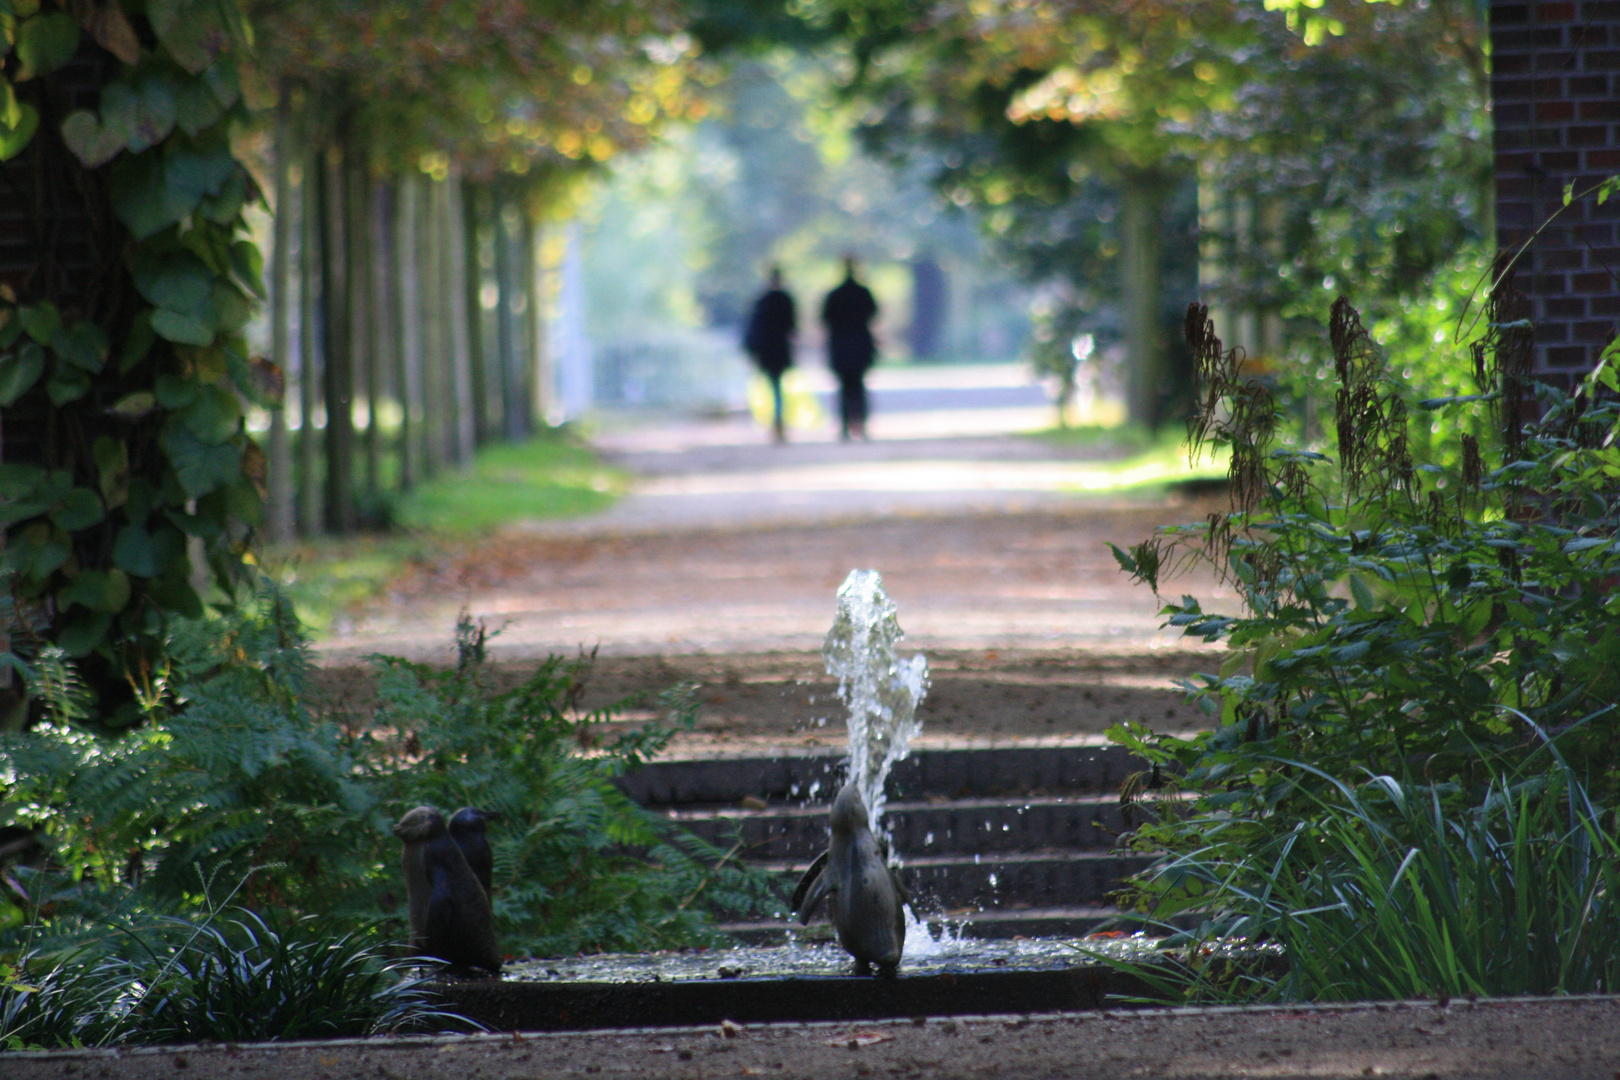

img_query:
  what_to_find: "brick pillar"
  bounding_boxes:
[1491,1,1620,389]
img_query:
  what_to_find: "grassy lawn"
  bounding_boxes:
[1023,423,1231,495]
[259,428,627,633]
[391,429,627,534]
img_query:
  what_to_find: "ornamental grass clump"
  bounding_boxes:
[1105,286,1620,1001]
[2,906,465,1049]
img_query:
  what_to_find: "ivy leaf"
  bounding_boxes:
[0,89,39,161]
[0,340,45,404]
[230,239,265,299]
[18,301,61,344]
[151,308,213,345]
[107,389,158,419]
[114,522,183,577]
[51,321,110,371]
[103,67,180,154]
[175,68,228,136]
[147,573,202,619]
[131,250,218,341]
[110,133,235,239]
[57,610,112,657]
[109,149,172,237]
[163,129,237,211]
[4,521,71,583]
[197,168,245,222]
[147,0,231,74]
[60,109,126,167]
[201,56,240,111]
[154,372,198,407]
[119,310,156,371]
[50,486,105,531]
[15,10,79,81]
[93,435,129,509]
[209,281,251,333]
[163,422,240,498]
[46,364,91,405]
[0,462,48,499]
[61,0,141,65]
[178,382,242,444]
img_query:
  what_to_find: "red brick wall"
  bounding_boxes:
[1492,1,1620,387]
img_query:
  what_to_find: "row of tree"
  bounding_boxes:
[0,0,712,723]
[785,0,1490,426]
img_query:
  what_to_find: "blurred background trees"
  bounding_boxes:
[0,0,1494,719]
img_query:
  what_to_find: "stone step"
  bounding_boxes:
[759,850,1157,911]
[720,905,1149,944]
[671,794,1131,862]
[621,740,1146,807]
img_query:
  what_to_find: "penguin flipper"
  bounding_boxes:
[887,863,913,907]
[791,850,831,923]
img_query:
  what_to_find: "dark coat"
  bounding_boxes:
[821,278,878,377]
[744,288,796,377]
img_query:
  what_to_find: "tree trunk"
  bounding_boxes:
[344,142,378,507]
[420,175,447,475]
[525,215,549,428]
[462,182,493,445]
[266,90,296,543]
[1120,172,1167,429]
[319,140,356,534]
[297,143,323,536]
[395,174,424,489]
[493,185,525,440]
[445,169,477,464]
[368,177,398,493]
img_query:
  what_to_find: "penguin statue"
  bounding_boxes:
[448,806,502,901]
[392,806,502,975]
[791,782,909,977]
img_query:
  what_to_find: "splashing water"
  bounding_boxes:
[822,570,930,833]
[822,570,961,954]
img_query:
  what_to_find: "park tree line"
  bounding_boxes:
[0,0,705,722]
[1,0,1492,723]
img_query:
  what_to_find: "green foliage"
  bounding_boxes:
[2,906,464,1048]
[1106,300,1620,988]
[1098,755,1620,1003]
[1,0,269,725]
[0,592,780,958]
[360,616,780,955]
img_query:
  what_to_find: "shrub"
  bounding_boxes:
[0,587,780,957]
[1103,293,1620,998]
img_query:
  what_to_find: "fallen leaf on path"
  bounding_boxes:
[825,1031,894,1048]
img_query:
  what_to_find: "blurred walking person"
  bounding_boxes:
[822,255,878,440]
[743,266,797,443]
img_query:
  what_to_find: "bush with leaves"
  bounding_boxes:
[2,903,464,1049]
[0,588,781,959]
[1106,294,1620,939]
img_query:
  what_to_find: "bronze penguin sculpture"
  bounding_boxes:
[448,806,501,901]
[791,782,909,977]
[392,806,502,975]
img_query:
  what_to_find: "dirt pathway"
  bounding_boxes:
[314,414,1235,747]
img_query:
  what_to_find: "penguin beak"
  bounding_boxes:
[479,809,505,822]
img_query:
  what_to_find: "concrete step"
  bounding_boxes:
[670,794,1130,862]
[760,850,1157,910]
[621,740,1146,807]
[720,905,1149,944]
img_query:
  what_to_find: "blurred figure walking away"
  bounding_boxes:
[822,255,879,440]
[743,266,797,443]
